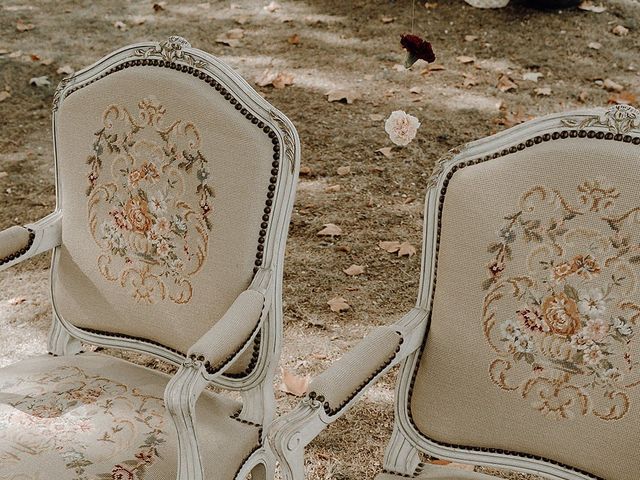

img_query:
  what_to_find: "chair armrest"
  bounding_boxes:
[269,307,429,480]
[187,289,265,377]
[0,211,62,272]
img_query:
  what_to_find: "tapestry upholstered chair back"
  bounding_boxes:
[271,105,639,480]
[0,36,299,480]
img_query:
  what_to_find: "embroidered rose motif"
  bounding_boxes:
[86,98,215,304]
[483,180,640,421]
[112,465,135,480]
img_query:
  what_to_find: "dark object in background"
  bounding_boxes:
[526,0,581,8]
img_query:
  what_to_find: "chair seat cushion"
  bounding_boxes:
[377,463,498,480]
[0,353,260,480]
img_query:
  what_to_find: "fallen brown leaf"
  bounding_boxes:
[57,65,74,75]
[381,16,395,23]
[608,91,637,106]
[578,90,589,103]
[379,241,401,253]
[456,55,475,64]
[343,264,365,276]
[0,91,11,102]
[16,19,34,32]
[29,76,50,87]
[264,1,280,13]
[464,35,478,42]
[534,87,552,96]
[612,25,629,36]
[497,75,517,93]
[337,166,351,176]
[113,20,127,30]
[522,72,543,82]
[578,1,606,12]
[588,41,602,50]
[299,165,312,176]
[369,113,384,122]
[216,28,244,47]
[327,296,350,312]
[326,88,360,104]
[398,242,417,257]
[409,86,423,94]
[256,69,294,89]
[287,33,300,45]
[317,223,342,237]
[152,2,167,12]
[8,297,26,305]
[325,185,341,193]
[280,368,310,397]
[603,79,624,92]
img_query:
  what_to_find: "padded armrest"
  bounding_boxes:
[0,226,35,266]
[308,325,403,416]
[187,289,265,376]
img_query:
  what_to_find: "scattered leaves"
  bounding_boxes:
[299,165,313,176]
[280,368,310,397]
[337,166,351,176]
[603,79,624,92]
[344,265,365,276]
[264,1,280,13]
[29,76,50,87]
[326,88,360,104]
[16,19,34,32]
[381,16,395,24]
[317,224,342,237]
[256,69,294,89]
[398,242,417,257]
[379,241,401,253]
[325,184,341,193]
[578,1,606,13]
[113,20,127,31]
[608,91,637,106]
[612,25,629,37]
[56,65,74,75]
[497,75,517,92]
[327,296,350,312]
[588,41,602,50]
[216,28,244,47]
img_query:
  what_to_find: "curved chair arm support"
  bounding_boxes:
[164,358,210,480]
[0,211,62,272]
[270,307,429,480]
[186,268,272,385]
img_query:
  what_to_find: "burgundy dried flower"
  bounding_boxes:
[400,34,436,68]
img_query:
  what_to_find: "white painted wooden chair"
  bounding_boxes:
[0,36,299,480]
[271,105,640,480]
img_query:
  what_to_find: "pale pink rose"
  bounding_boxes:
[157,240,170,257]
[384,110,420,146]
[584,318,609,341]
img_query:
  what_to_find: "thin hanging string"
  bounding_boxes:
[411,0,415,33]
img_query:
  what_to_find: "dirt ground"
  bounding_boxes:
[1,0,639,478]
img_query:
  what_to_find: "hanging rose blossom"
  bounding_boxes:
[384,110,420,146]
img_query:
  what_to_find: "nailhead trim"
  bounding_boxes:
[58,55,283,355]
[233,444,263,480]
[223,330,262,379]
[0,228,35,265]
[78,326,186,357]
[405,130,638,480]
[61,58,280,276]
[381,462,425,478]
[307,331,404,416]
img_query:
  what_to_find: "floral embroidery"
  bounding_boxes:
[0,365,166,480]
[86,98,214,304]
[483,180,640,420]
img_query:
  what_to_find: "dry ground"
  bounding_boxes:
[1,0,639,479]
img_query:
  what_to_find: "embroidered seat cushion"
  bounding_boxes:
[410,137,640,479]
[377,463,498,479]
[0,353,259,480]
[53,65,275,354]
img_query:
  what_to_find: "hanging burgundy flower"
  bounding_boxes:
[400,34,436,68]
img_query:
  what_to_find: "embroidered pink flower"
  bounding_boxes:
[135,449,154,464]
[584,318,609,341]
[542,292,581,337]
[583,343,604,366]
[517,306,548,332]
[384,110,420,147]
[156,240,170,257]
[111,465,135,480]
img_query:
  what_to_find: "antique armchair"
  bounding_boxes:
[271,105,640,480]
[0,36,299,480]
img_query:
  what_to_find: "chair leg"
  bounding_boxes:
[47,315,81,356]
[383,423,421,476]
[250,457,275,480]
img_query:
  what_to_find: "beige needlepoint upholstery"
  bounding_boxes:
[188,289,264,368]
[0,226,30,261]
[309,326,402,411]
[53,65,274,354]
[411,138,640,480]
[376,463,498,480]
[0,353,260,480]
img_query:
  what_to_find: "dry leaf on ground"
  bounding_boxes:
[608,91,637,105]
[326,88,360,104]
[398,242,417,257]
[456,55,475,64]
[462,74,477,88]
[152,2,167,12]
[534,87,552,96]
[376,147,393,158]
[464,35,478,42]
[588,41,602,50]
[344,265,365,276]
[16,20,34,32]
[280,368,310,397]
[317,223,342,237]
[264,1,280,13]
[113,20,127,30]
[57,65,74,75]
[578,1,606,13]
[497,75,517,92]
[381,16,395,24]
[337,166,351,176]
[131,15,146,26]
[0,91,10,102]
[288,33,300,45]
[409,86,423,94]
[216,28,244,47]
[379,241,401,253]
[612,25,629,36]
[603,79,623,92]
[299,165,312,176]
[8,297,27,305]
[522,72,543,82]
[327,296,350,312]
[256,69,294,89]
[369,113,384,121]
[0,171,8,178]
[325,185,341,192]
[29,76,50,87]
